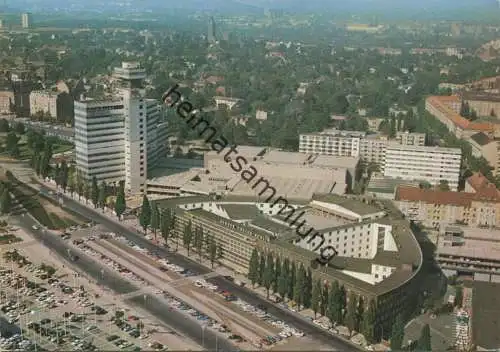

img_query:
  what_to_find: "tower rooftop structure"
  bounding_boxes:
[113,62,146,88]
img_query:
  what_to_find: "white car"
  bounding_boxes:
[32,225,38,230]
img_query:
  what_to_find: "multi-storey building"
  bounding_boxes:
[159,194,422,341]
[75,62,166,194]
[395,173,500,228]
[74,99,125,185]
[0,89,14,115]
[29,90,59,119]
[425,96,495,139]
[10,73,33,116]
[360,137,389,165]
[21,13,31,29]
[145,99,168,167]
[462,92,500,117]
[114,62,148,193]
[299,129,365,157]
[394,131,425,146]
[384,144,462,190]
[299,129,426,166]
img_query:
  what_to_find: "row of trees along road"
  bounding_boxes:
[247,249,434,349]
[247,249,377,342]
[138,197,224,268]
[0,181,12,214]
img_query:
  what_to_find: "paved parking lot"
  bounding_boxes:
[69,229,309,350]
[0,234,200,352]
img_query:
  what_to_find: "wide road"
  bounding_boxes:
[13,213,236,351]
[37,184,360,351]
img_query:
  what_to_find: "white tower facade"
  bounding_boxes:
[114,62,148,194]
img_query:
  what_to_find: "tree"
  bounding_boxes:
[150,203,160,241]
[194,226,204,261]
[460,101,470,117]
[490,108,496,117]
[288,261,296,301]
[209,239,217,268]
[0,119,10,132]
[183,220,193,255]
[389,118,397,138]
[5,132,18,152]
[390,315,405,351]
[438,180,450,191]
[454,286,463,307]
[311,279,322,318]
[263,253,274,298]
[293,264,306,309]
[114,183,126,219]
[345,293,358,332]
[14,122,25,135]
[83,182,90,204]
[273,257,281,293]
[356,296,364,333]
[257,254,266,286]
[361,299,377,343]
[90,176,99,208]
[416,324,432,351]
[419,181,432,189]
[139,195,151,233]
[327,281,342,325]
[60,161,69,192]
[320,283,329,317]
[98,181,106,210]
[248,249,260,287]
[304,268,313,308]
[277,258,289,299]
[0,190,11,214]
[160,208,172,245]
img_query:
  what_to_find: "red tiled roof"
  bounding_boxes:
[395,186,476,206]
[426,96,469,130]
[466,172,500,200]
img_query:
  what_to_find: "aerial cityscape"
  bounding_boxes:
[0,0,499,351]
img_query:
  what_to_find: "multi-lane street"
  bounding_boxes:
[35,183,360,351]
[12,212,236,351]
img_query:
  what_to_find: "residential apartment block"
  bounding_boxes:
[462,92,500,117]
[75,62,167,194]
[299,129,426,166]
[425,96,495,139]
[0,89,14,115]
[29,90,59,119]
[384,145,462,190]
[395,173,500,228]
[299,129,365,157]
[469,131,500,176]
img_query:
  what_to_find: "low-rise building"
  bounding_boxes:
[0,89,14,115]
[395,173,500,228]
[425,96,495,139]
[30,90,59,119]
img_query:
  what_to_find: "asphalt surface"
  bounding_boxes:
[36,184,360,351]
[13,214,235,351]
